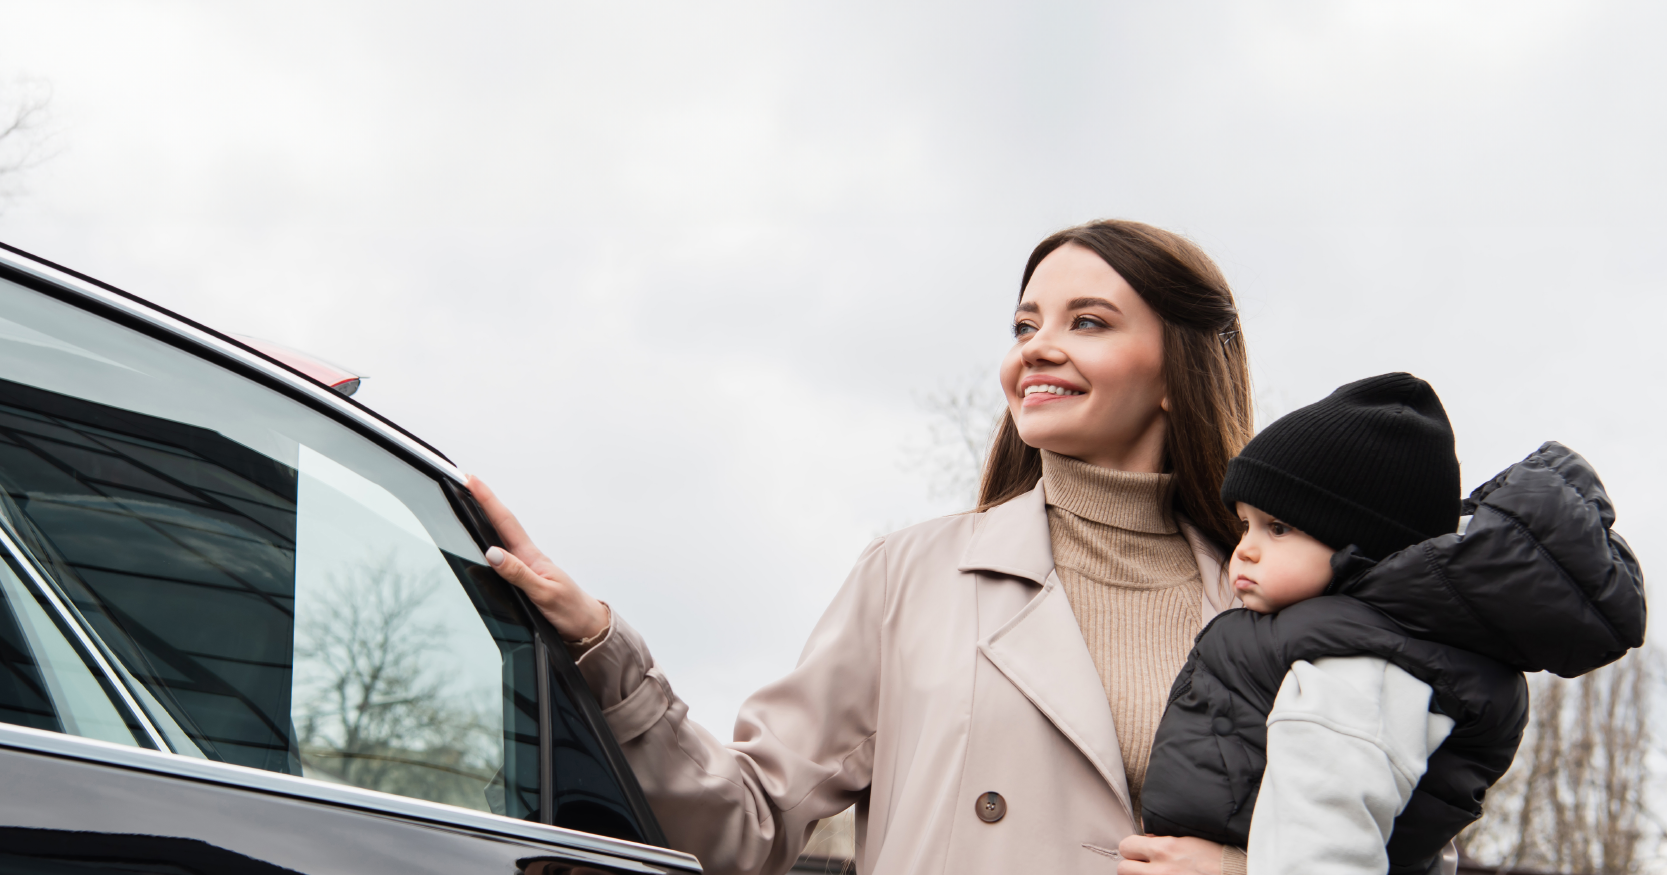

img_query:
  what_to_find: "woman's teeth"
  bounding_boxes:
[1024,384,1084,397]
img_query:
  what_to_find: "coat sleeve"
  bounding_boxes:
[572,538,888,875]
[1247,657,1454,875]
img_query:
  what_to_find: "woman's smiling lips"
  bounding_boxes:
[1018,376,1087,407]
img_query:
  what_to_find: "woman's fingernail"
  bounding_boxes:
[485,546,505,567]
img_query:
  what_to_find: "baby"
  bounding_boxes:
[1140,373,1645,875]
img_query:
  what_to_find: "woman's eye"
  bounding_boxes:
[1072,315,1106,330]
[1012,322,1036,338]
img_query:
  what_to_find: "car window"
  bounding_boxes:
[0,276,539,818]
[546,661,641,838]
[0,548,143,746]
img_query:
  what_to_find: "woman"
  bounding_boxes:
[471,220,1252,875]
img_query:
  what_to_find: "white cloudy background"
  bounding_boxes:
[1,1,1662,731]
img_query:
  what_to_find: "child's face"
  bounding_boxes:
[1229,503,1337,614]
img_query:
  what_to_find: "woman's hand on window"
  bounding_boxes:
[468,476,610,642]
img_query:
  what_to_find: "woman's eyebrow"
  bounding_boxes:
[1015,301,1041,314]
[1068,296,1122,314]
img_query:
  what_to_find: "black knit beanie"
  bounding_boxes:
[1220,372,1461,560]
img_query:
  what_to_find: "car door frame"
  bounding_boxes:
[0,720,699,874]
[0,241,677,861]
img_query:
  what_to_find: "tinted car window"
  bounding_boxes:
[548,663,644,838]
[0,549,141,746]
[0,276,539,818]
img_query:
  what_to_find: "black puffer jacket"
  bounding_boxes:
[1141,442,1645,872]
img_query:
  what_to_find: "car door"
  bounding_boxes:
[0,243,699,875]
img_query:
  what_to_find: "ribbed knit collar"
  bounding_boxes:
[1041,450,1177,535]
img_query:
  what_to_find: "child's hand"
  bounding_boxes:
[1116,834,1223,874]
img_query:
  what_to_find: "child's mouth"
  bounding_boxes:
[1233,576,1256,592]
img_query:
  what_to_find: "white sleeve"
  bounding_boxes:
[1246,656,1456,875]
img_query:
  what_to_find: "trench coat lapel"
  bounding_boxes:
[959,484,1135,816]
[981,573,1134,815]
[957,485,1238,818]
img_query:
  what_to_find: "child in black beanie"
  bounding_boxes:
[1139,373,1645,875]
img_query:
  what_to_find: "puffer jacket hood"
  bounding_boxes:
[1334,441,1645,677]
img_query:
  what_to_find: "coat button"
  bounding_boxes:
[1212,715,1233,736]
[975,791,1006,823]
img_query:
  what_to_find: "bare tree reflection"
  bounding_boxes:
[294,561,500,811]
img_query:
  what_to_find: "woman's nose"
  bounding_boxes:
[1020,326,1068,366]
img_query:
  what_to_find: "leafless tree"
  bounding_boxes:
[294,561,500,811]
[1459,651,1661,874]
[0,78,53,211]
[903,370,1006,506]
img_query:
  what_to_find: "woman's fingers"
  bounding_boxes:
[1114,836,1222,875]
[485,546,557,600]
[484,545,610,641]
[465,478,609,640]
[467,475,541,557]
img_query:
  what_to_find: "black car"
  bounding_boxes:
[0,241,701,875]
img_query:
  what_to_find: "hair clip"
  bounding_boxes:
[1218,328,1239,348]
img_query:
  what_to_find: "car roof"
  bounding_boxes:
[0,240,464,486]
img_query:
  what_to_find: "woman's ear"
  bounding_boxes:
[1160,395,1172,413]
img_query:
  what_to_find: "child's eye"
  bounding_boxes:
[1269,521,1290,536]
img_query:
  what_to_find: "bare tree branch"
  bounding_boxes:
[1460,650,1659,874]
[0,78,56,211]
[903,369,1005,507]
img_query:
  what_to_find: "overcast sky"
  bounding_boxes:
[1,1,1662,730]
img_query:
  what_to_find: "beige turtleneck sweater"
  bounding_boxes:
[1041,450,1203,821]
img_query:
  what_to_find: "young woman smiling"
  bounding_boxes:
[471,220,1253,875]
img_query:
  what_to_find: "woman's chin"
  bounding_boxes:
[1015,416,1092,451]
[1014,430,1077,458]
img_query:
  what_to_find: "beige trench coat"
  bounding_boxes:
[575,481,1235,875]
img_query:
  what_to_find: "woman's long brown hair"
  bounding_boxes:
[975,220,1254,554]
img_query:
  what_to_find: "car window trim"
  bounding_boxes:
[0,521,167,750]
[0,721,702,873]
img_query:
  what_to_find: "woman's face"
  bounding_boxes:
[1000,243,1169,472]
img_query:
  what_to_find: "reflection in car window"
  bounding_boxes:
[0,275,538,818]
[291,445,510,809]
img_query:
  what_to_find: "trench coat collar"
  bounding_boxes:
[957,482,1054,583]
[958,480,1234,618]
[960,479,1236,817]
